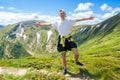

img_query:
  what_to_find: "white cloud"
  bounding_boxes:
[73,2,120,24]
[72,2,100,24]
[0,11,59,25]
[8,7,16,10]
[112,8,120,14]
[100,3,112,11]
[102,13,112,19]
[74,2,94,11]
[0,11,37,25]
[100,3,107,11]
[7,7,22,12]
[72,11,93,18]
[102,8,120,19]
[100,3,120,19]
[0,6,4,9]
[69,12,72,14]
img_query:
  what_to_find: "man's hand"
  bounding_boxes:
[75,15,94,22]
[89,15,94,20]
[35,21,41,27]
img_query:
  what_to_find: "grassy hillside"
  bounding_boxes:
[0,51,119,80]
[75,13,120,56]
[0,26,31,59]
[0,20,58,59]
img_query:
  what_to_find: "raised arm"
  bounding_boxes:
[75,15,94,22]
[35,21,52,27]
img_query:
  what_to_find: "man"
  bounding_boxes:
[35,9,94,75]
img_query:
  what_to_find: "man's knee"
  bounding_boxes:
[72,48,79,54]
[61,52,66,58]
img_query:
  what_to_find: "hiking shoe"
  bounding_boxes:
[62,69,67,75]
[75,61,84,66]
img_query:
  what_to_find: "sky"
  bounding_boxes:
[0,0,120,25]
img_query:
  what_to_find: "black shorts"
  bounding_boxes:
[57,36,77,52]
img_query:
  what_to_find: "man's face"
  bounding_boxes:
[59,11,66,18]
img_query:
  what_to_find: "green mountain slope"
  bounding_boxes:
[0,20,58,59]
[73,13,120,55]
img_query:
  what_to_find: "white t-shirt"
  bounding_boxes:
[52,19,76,36]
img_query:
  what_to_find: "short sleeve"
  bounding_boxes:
[51,22,58,29]
[68,19,76,27]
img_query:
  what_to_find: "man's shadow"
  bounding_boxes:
[65,68,95,80]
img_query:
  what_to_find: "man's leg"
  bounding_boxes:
[72,48,84,66]
[61,52,67,74]
[72,48,79,61]
[61,52,66,69]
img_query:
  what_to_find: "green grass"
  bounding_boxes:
[78,29,120,55]
[0,51,120,80]
[0,72,66,80]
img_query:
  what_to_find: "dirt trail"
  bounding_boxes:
[0,67,91,80]
[0,67,28,76]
